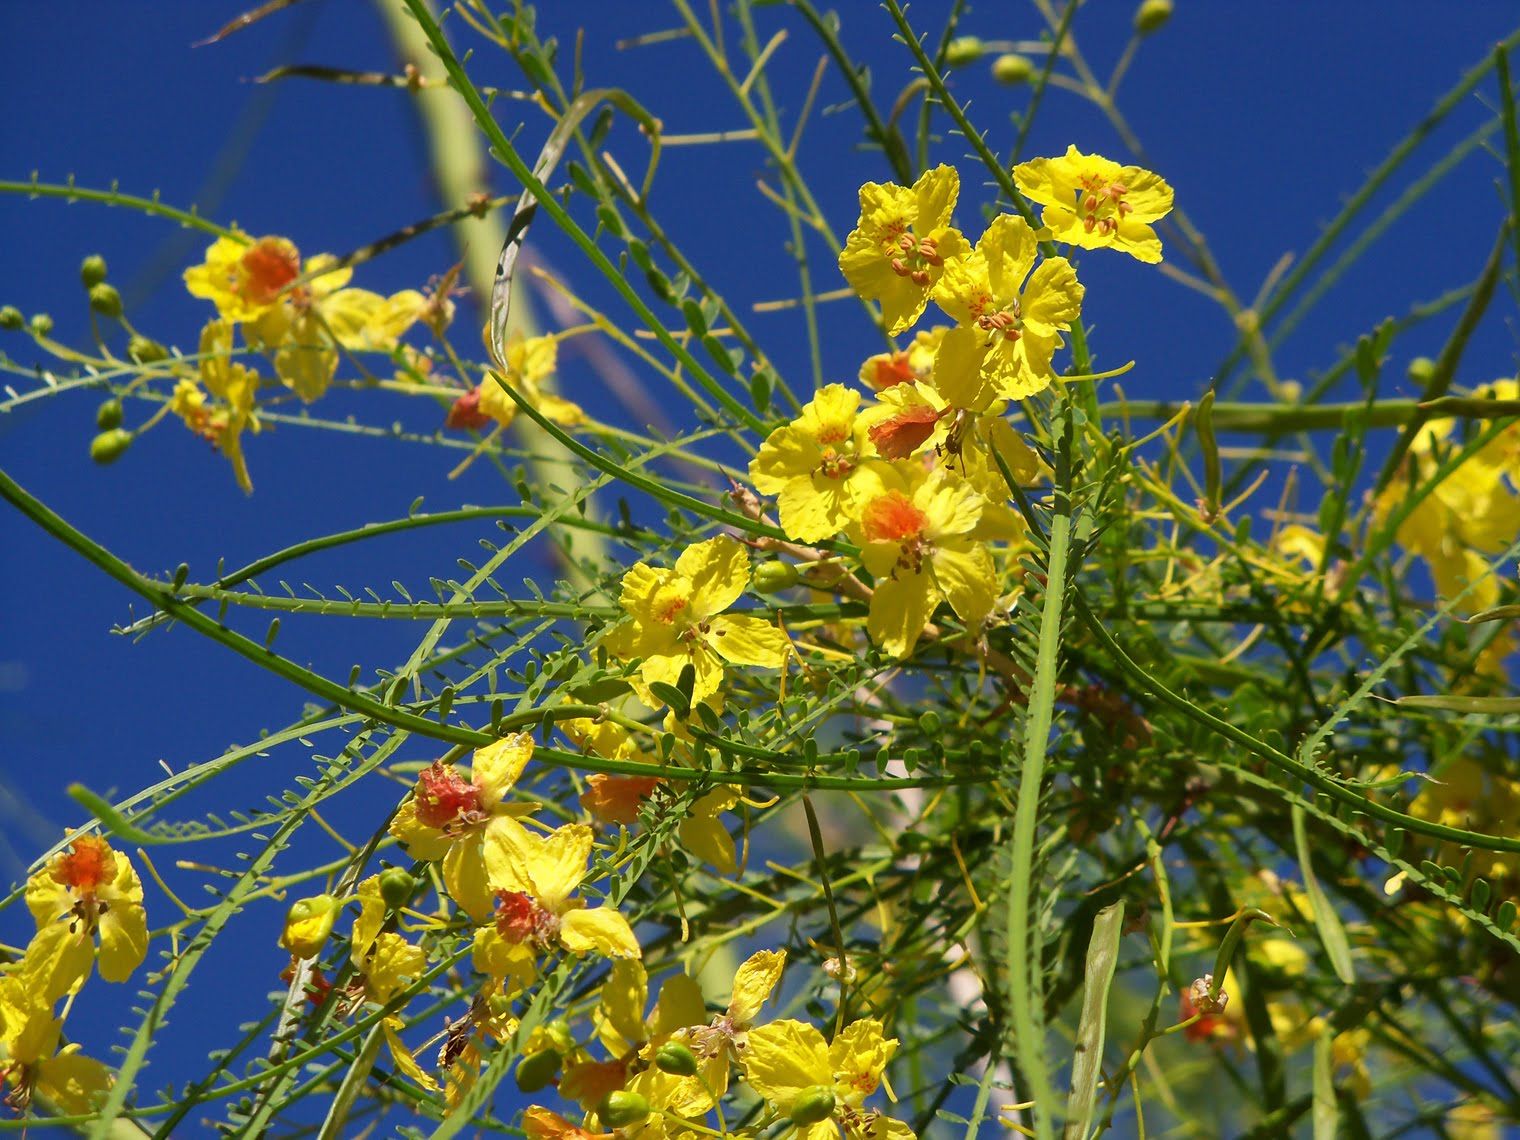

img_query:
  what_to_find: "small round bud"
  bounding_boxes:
[89,428,133,465]
[1407,356,1437,385]
[598,1091,650,1128]
[80,254,109,289]
[944,36,984,68]
[88,283,123,320]
[514,1049,561,1093]
[544,1018,576,1054]
[378,867,415,911]
[751,560,800,593]
[96,398,124,430]
[128,334,168,364]
[991,53,1034,85]
[30,313,54,336]
[1134,0,1172,36]
[788,1087,837,1126]
[0,306,23,331]
[278,894,340,959]
[654,1041,700,1076]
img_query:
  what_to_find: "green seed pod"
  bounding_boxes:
[96,398,124,430]
[1407,356,1437,385]
[30,313,54,336]
[0,306,23,331]
[88,283,123,320]
[788,1086,837,1126]
[654,1041,700,1076]
[1134,0,1172,35]
[514,1048,561,1093]
[278,894,340,959]
[80,254,109,289]
[89,428,133,465]
[128,334,168,364]
[751,560,800,593]
[377,867,415,911]
[598,1091,651,1128]
[944,36,984,68]
[991,53,1034,85]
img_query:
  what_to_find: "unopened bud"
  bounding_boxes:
[1188,974,1228,1017]
[128,334,168,364]
[89,428,133,465]
[598,1091,650,1128]
[544,1018,576,1054]
[88,283,123,319]
[654,1041,699,1076]
[944,36,984,68]
[751,560,800,593]
[30,313,54,336]
[378,867,415,911]
[0,306,23,331]
[96,398,123,430]
[822,956,857,984]
[278,894,340,959]
[991,53,1034,85]
[1407,356,1437,385]
[1134,0,1172,35]
[80,254,109,289]
[514,1049,561,1093]
[788,1087,837,1126]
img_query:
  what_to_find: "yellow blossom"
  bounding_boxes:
[0,978,112,1115]
[839,166,970,335]
[678,948,785,1095]
[184,318,261,493]
[678,787,742,875]
[858,327,945,391]
[930,214,1083,407]
[741,1017,913,1140]
[1012,145,1174,262]
[476,334,585,428]
[184,234,301,323]
[606,535,792,709]
[22,835,147,1003]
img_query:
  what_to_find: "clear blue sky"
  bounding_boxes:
[2,0,1518,1130]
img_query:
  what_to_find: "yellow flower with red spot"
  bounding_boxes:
[184,234,301,323]
[0,978,112,1115]
[931,214,1083,407]
[606,535,792,709]
[473,334,585,428]
[741,1017,913,1140]
[22,835,147,1003]
[858,327,945,392]
[839,166,970,335]
[1013,145,1174,262]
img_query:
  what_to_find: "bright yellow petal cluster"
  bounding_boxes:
[476,333,586,428]
[1013,144,1174,262]
[22,835,148,1002]
[741,1017,912,1140]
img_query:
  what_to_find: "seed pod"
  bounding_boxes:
[991,53,1034,85]
[598,1091,650,1128]
[88,283,123,319]
[80,254,109,289]
[89,428,133,465]
[654,1041,699,1076]
[1134,0,1172,35]
[789,1087,837,1126]
[96,398,124,430]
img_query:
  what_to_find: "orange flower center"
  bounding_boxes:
[655,594,690,625]
[494,890,560,945]
[240,238,301,305]
[816,446,855,481]
[862,492,928,544]
[868,406,942,460]
[414,761,485,830]
[866,352,916,390]
[51,835,116,897]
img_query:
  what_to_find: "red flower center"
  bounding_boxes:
[50,835,115,897]
[240,238,301,305]
[493,890,560,945]
[414,761,484,830]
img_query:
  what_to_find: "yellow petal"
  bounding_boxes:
[741,1019,830,1106]
[651,972,708,1037]
[443,830,495,922]
[595,958,649,1055]
[828,1019,897,1106]
[37,1047,113,1116]
[867,569,936,659]
[726,949,785,1026]
[383,1016,440,1091]
[677,809,737,876]
[471,927,538,990]
[675,536,750,620]
[559,907,641,958]
[97,898,149,983]
[19,922,94,1003]
[709,614,791,669]
[472,732,533,807]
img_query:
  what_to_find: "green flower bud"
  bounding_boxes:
[89,428,133,465]
[0,306,23,331]
[544,1018,576,1054]
[378,867,415,911]
[1407,356,1437,385]
[944,36,984,67]
[514,1048,561,1093]
[96,398,124,430]
[991,53,1034,85]
[128,334,168,364]
[278,894,340,958]
[88,283,123,320]
[788,1086,837,1126]
[598,1091,651,1128]
[752,560,800,593]
[654,1041,699,1076]
[919,710,942,736]
[1134,0,1172,36]
[30,313,54,336]
[80,254,108,289]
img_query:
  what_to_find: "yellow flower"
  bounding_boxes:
[593,958,706,1064]
[839,166,970,335]
[858,327,945,391]
[184,234,300,323]
[678,948,785,1095]
[931,214,1083,407]
[859,381,948,462]
[478,819,641,961]
[853,470,998,658]
[563,719,663,825]
[1012,145,1174,262]
[176,318,262,493]
[388,733,537,922]
[750,384,893,542]
[0,978,112,1115]
[22,835,147,1003]
[606,536,792,709]
[477,334,585,428]
[678,787,742,875]
[741,1017,913,1140]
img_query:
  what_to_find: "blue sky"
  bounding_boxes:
[2,0,1519,1131]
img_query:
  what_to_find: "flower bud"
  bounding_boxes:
[96,398,124,430]
[378,867,416,911]
[991,53,1034,85]
[544,1018,576,1054]
[128,334,168,364]
[598,1091,650,1128]
[89,428,133,465]
[278,894,341,959]
[0,306,23,331]
[80,254,109,289]
[1188,974,1228,1017]
[944,36,984,68]
[88,283,123,319]
[751,560,800,593]
[1407,356,1437,385]
[788,1086,837,1126]
[654,1041,699,1076]
[514,1048,561,1093]
[30,313,54,336]
[1134,0,1172,35]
